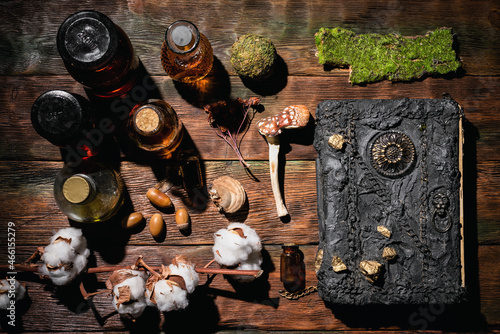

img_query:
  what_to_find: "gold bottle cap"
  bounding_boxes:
[134,107,160,134]
[63,175,91,204]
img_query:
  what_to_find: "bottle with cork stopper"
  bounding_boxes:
[161,20,213,83]
[53,159,125,223]
[127,99,184,158]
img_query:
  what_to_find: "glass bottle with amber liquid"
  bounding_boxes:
[280,243,306,293]
[127,99,184,158]
[57,10,139,98]
[54,159,124,223]
[161,20,213,83]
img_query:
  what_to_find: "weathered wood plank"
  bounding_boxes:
[0,160,319,247]
[0,160,498,247]
[0,0,498,76]
[1,75,499,162]
[0,245,498,332]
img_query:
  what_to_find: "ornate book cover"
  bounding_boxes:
[314,98,466,305]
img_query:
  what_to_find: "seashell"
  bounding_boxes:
[209,176,246,214]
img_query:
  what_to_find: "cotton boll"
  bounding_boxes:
[110,270,148,319]
[0,279,26,310]
[43,242,76,265]
[145,257,198,313]
[213,229,244,266]
[227,223,262,253]
[152,280,189,312]
[113,298,148,319]
[168,258,199,294]
[232,251,263,283]
[39,227,90,285]
[213,223,262,267]
[112,270,148,301]
[49,227,88,254]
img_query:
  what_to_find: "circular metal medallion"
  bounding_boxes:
[369,131,416,178]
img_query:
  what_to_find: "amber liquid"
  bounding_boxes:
[160,33,213,83]
[127,100,183,158]
[64,26,140,98]
[280,246,306,293]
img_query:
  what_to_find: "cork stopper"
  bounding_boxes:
[63,175,91,204]
[134,107,160,135]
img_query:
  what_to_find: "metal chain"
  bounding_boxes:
[278,286,318,300]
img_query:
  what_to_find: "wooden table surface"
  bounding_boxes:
[1,0,499,332]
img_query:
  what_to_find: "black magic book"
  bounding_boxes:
[313,98,466,305]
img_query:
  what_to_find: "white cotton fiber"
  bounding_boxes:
[0,279,26,310]
[146,257,199,312]
[168,260,199,294]
[114,298,148,319]
[232,251,263,283]
[39,227,90,285]
[49,227,88,254]
[212,223,262,267]
[42,242,76,265]
[112,270,148,319]
[151,280,189,312]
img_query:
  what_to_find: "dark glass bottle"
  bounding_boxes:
[161,20,213,83]
[31,90,100,159]
[127,99,184,158]
[53,159,124,223]
[280,243,306,293]
[57,10,139,98]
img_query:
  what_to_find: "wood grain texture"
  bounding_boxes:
[1,75,500,162]
[0,245,498,332]
[0,160,318,247]
[0,159,498,247]
[0,0,499,332]
[0,0,499,76]
[1,73,499,244]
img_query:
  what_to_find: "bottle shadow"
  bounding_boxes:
[173,56,231,108]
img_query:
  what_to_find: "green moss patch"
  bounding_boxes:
[315,27,461,85]
[230,34,277,80]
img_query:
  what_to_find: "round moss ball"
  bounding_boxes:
[230,34,277,80]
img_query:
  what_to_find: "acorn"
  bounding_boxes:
[147,188,172,208]
[121,212,144,229]
[149,213,165,238]
[175,208,190,232]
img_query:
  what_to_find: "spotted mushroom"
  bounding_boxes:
[257,105,310,218]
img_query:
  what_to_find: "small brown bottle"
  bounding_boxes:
[57,10,139,98]
[161,20,213,83]
[127,99,184,158]
[280,243,306,293]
